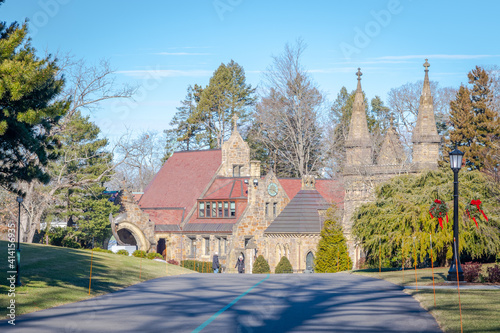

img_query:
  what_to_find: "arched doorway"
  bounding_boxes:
[306,251,315,272]
[117,229,137,246]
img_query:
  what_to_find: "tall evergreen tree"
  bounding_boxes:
[0,19,68,192]
[446,67,500,172]
[315,208,352,272]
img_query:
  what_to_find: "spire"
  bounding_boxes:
[346,68,372,149]
[345,68,373,166]
[412,59,440,144]
[376,125,404,166]
[412,59,440,170]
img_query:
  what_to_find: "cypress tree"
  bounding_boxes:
[315,209,352,272]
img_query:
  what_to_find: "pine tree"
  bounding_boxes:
[274,256,293,273]
[352,169,500,267]
[0,19,68,192]
[252,255,270,274]
[446,67,500,171]
[315,209,352,272]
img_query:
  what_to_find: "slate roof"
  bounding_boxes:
[264,189,331,234]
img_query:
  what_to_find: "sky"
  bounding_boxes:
[3,0,500,142]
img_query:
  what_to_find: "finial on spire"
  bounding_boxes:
[423,59,430,72]
[356,68,362,80]
[232,113,239,132]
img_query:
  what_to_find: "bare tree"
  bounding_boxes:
[254,39,325,177]
[111,130,165,192]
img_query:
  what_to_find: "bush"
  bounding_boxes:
[133,250,147,258]
[275,256,293,274]
[167,259,179,265]
[180,260,212,273]
[253,255,270,274]
[146,252,163,260]
[116,249,129,256]
[462,262,482,282]
[93,247,113,253]
[486,264,500,283]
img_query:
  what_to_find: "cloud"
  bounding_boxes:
[117,69,213,78]
[153,52,212,56]
[374,54,500,60]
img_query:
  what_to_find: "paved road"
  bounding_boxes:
[2,273,441,333]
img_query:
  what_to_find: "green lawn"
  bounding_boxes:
[352,266,500,332]
[0,241,194,317]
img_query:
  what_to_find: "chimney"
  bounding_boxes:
[250,160,261,178]
[248,160,261,204]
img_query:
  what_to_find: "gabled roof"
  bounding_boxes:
[265,189,331,234]
[278,178,344,207]
[139,149,222,224]
[203,177,248,200]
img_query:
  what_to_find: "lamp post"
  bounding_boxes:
[447,146,464,282]
[16,196,23,286]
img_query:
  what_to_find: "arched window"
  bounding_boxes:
[306,251,315,271]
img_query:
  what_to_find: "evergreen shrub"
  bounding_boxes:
[133,250,147,258]
[146,252,163,260]
[275,256,293,274]
[487,265,500,283]
[181,260,212,273]
[116,249,129,256]
[253,255,270,274]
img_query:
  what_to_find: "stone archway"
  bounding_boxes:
[116,222,150,252]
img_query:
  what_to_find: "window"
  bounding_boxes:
[206,202,211,217]
[233,165,242,177]
[205,237,210,255]
[189,237,195,256]
[273,202,277,218]
[230,201,236,217]
[199,202,205,218]
[197,201,237,219]
[222,237,227,254]
[244,237,251,248]
[265,202,269,217]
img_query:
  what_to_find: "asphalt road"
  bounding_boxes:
[2,273,441,333]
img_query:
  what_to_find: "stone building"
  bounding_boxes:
[111,60,440,272]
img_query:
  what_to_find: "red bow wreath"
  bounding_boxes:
[466,199,488,229]
[429,199,449,229]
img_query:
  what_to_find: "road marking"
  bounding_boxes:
[192,274,270,332]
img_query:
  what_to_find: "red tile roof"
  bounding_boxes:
[144,208,184,225]
[139,150,222,225]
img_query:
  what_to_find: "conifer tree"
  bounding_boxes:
[0,19,68,192]
[446,66,500,172]
[352,169,500,267]
[252,255,271,274]
[274,256,293,273]
[315,208,352,272]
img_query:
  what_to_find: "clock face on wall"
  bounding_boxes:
[267,182,278,197]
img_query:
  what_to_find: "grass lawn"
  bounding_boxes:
[352,266,500,332]
[0,241,194,317]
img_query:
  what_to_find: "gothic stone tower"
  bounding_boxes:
[343,61,441,268]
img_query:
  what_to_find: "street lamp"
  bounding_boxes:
[16,196,23,286]
[447,146,464,282]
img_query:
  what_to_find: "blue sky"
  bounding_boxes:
[3,0,500,141]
